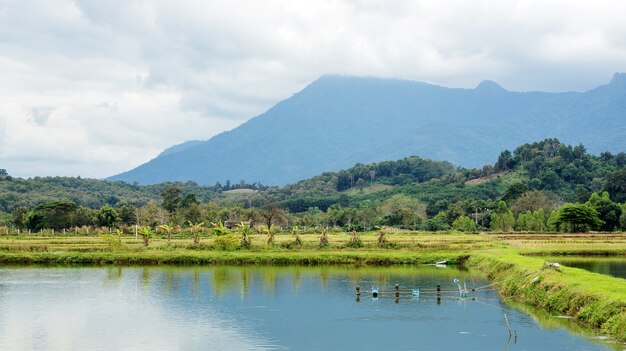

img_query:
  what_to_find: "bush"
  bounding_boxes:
[212,235,240,251]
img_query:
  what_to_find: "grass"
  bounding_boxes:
[467,250,626,341]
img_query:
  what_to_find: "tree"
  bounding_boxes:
[161,186,182,214]
[557,204,604,233]
[490,201,514,232]
[452,215,477,232]
[502,182,528,202]
[260,205,287,229]
[379,194,426,228]
[424,211,450,231]
[97,205,120,228]
[26,201,78,231]
[355,178,366,193]
[11,206,29,229]
[0,169,8,176]
[604,169,626,203]
[586,192,622,231]
[116,203,137,226]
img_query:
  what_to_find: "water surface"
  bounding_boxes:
[548,257,626,279]
[0,265,619,350]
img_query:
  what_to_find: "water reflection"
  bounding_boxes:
[547,257,626,279]
[0,266,619,351]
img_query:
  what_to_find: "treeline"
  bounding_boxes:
[3,186,625,234]
[0,175,266,212]
[1,138,626,234]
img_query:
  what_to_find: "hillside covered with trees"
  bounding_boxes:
[1,139,626,233]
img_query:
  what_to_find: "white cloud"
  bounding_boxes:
[1,0,626,178]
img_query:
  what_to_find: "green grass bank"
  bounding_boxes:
[0,250,466,266]
[468,251,626,342]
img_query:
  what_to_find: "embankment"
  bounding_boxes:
[468,252,626,341]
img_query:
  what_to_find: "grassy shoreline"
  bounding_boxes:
[467,251,626,342]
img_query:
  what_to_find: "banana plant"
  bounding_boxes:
[264,225,276,245]
[188,221,205,244]
[291,225,302,248]
[138,226,154,247]
[237,221,252,248]
[210,221,229,237]
[158,224,174,244]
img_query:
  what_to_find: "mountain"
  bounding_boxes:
[109,74,626,185]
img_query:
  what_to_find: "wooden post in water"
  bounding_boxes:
[437,284,441,305]
[395,284,400,304]
[356,286,360,302]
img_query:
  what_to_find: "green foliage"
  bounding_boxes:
[557,204,604,233]
[452,215,477,232]
[238,222,253,248]
[161,186,182,214]
[97,205,120,228]
[586,192,622,231]
[319,228,330,248]
[424,211,450,231]
[26,201,78,231]
[188,221,205,244]
[379,194,426,228]
[101,229,126,251]
[346,230,363,248]
[490,201,514,232]
[158,224,175,244]
[138,226,154,246]
[604,169,626,203]
[212,235,240,251]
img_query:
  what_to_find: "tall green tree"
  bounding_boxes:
[26,201,78,231]
[490,201,515,232]
[586,192,622,231]
[161,186,182,214]
[97,205,120,228]
[556,204,604,233]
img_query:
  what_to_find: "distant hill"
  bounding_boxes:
[109,73,626,185]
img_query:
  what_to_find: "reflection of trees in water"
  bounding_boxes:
[192,269,200,297]
[162,269,183,296]
[105,266,123,284]
[240,269,251,299]
[320,268,329,291]
[261,269,276,296]
[212,267,236,298]
[141,267,150,288]
[292,269,301,293]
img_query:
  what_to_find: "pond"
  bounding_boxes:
[545,257,626,279]
[0,265,619,350]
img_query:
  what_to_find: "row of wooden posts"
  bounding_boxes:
[356,284,443,304]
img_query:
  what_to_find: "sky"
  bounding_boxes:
[2,0,626,179]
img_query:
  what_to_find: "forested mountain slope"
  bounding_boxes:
[110,73,626,185]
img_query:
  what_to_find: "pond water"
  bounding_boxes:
[0,265,620,351]
[548,257,626,279]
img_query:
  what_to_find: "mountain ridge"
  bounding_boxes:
[109,73,626,186]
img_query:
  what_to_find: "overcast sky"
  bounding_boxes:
[2,0,626,179]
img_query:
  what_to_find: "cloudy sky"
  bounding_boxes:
[2,0,626,179]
